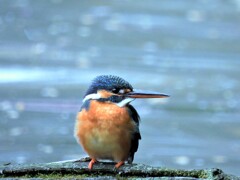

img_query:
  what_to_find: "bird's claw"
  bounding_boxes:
[88,159,97,170]
[114,161,124,170]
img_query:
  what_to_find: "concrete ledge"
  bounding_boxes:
[0,158,239,179]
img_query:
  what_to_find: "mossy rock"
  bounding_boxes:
[0,158,239,179]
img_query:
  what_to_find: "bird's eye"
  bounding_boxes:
[112,88,119,94]
[112,88,126,94]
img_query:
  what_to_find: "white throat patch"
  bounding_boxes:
[116,98,135,107]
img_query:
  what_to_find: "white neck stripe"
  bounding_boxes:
[83,93,101,102]
[83,93,135,107]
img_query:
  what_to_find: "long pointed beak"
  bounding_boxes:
[124,89,169,99]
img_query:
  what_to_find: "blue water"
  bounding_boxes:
[0,0,240,176]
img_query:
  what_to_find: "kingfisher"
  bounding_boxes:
[75,75,169,169]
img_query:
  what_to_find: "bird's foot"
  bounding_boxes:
[114,161,125,169]
[88,158,97,170]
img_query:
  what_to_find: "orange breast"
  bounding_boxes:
[75,100,136,162]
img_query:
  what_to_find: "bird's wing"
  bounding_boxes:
[127,104,141,164]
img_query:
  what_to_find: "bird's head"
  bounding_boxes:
[83,75,169,107]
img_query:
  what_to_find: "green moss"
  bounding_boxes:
[1,173,132,179]
[2,173,95,179]
[0,169,206,179]
[151,168,208,179]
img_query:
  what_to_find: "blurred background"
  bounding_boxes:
[0,0,240,176]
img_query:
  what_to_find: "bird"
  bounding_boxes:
[74,75,169,170]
